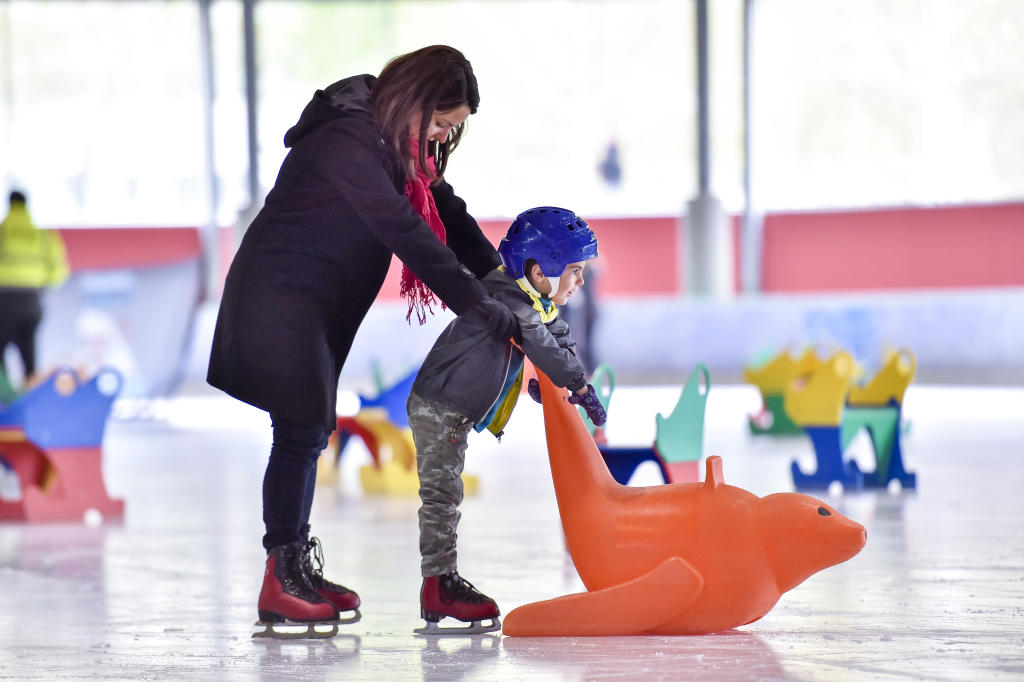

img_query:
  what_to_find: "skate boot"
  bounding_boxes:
[253,540,340,639]
[301,537,362,623]
[414,571,501,635]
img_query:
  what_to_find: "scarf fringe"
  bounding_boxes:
[400,276,440,325]
[401,144,447,325]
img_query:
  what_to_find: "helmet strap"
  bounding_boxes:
[517,276,545,299]
[544,276,561,298]
[520,267,561,300]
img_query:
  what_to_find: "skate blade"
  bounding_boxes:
[252,619,340,640]
[338,609,362,625]
[413,616,501,636]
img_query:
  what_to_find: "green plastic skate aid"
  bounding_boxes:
[0,366,17,406]
[840,405,900,484]
[370,357,387,394]
[577,363,615,435]
[748,393,804,435]
[654,363,709,465]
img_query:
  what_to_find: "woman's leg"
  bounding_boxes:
[262,415,330,551]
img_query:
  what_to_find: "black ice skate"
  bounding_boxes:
[301,537,362,624]
[253,540,341,639]
[414,571,501,635]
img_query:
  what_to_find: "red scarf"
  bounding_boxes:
[401,144,447,325]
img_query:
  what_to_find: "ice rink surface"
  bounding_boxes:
[1,382,1023,681]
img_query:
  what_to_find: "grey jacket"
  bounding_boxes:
[411,269,587,425]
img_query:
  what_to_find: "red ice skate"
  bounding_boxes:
[253,540,340,639]
[302,537,362,623]
[415,571,501,635]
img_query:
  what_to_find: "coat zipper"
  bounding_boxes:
[479,343,513,426]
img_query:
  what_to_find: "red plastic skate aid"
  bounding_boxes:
[501,371,867,636]
[0,368,124,522]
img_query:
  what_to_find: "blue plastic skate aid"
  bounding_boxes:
[598,446,670,486]
[791,425,865,492]
[358,365,418,428]
[0,367,122,448]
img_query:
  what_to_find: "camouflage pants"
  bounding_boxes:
[407,391,475,577]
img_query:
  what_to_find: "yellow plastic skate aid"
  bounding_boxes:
[358,459,479,496]
[355,411,417,469]
[743,348,823,394]
[848,349,916,407]
[783,351,855,427]
[355,413,479,496]
[316,434,340,485]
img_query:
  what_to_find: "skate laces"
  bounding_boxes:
[303,537,352,593]
[304,537,326,578]
[273,541,321,599]
[442,572,491,604]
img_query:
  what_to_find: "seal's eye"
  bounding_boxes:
[818,507,831,517]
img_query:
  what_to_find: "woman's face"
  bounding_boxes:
[410,104,472,143]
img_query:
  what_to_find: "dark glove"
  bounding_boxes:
[470,296,518,340]
[568,383,607,426]
[527,377,542,403]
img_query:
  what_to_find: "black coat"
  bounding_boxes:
[207,75,500,428]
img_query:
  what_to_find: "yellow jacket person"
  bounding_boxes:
[0,190,69,381]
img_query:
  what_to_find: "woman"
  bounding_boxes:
[207,45,516,637]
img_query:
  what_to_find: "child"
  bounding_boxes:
[407,206,607,634]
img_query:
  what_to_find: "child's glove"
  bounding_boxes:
[527,377,542,403]
[568,383,607,426]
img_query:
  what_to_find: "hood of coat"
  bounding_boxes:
[283,74,376,148]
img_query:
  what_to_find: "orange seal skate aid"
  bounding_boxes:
[502,372,867,636]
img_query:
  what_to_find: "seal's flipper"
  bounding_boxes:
[502,556,703,637]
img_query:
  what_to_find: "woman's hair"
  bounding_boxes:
[372,45,479,184]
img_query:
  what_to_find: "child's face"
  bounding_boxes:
[549,261,588,305]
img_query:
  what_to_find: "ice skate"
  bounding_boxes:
[302,537,362,624]
[252,619,340,640]
[414,571,501,635]
[253,540,341,639]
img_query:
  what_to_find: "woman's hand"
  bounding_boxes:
[469,296,517,340]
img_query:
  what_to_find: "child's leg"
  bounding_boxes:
[407,392,473,577]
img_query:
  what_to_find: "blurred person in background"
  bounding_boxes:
[207,45,516,638]
[0,190,69,389]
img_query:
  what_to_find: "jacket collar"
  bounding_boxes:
[499,265,559,323]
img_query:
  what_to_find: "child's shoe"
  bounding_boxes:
[415,571,501,635]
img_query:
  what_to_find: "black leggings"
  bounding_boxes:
[262,415,332,551]
[0,289,43,378]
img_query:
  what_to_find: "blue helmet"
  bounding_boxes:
[498,207,598,279]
